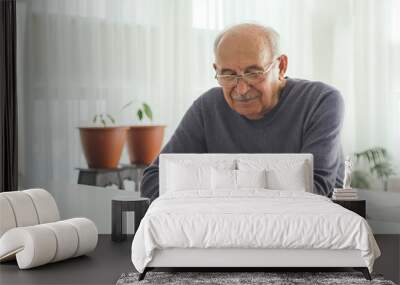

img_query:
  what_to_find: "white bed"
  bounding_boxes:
[131,154,380,280]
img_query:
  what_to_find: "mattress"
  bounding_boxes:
[131,190,380,273]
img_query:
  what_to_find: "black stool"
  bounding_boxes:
[111,196,150,242]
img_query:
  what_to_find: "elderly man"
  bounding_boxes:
[141,23,344,202]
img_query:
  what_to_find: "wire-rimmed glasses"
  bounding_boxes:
[215,58,278,87]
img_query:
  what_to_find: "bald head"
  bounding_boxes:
[214,23,280,61]
[212,23,288,120]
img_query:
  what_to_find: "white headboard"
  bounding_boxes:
[159,153,314,195]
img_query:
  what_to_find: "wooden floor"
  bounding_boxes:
[0,235,399,285]
[0,235,134,285]
[374,234,400,284]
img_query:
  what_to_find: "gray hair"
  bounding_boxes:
[213,23,281,58]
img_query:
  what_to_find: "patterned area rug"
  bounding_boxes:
[116,271,396,285]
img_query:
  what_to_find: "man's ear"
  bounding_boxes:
[278,55,288,80]
[213,63,218,72]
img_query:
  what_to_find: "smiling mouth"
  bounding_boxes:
[231,94,260,102]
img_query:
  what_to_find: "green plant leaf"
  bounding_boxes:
[106,114,115,124]
[353,146,396,189]
[355,147,389,167]
[351,170,371,189]
[371,162,395,180]
[366,150,372,164]
[99,114,106,127]
[143,103,153,121]
[371,149,378,164]
[92,113,116,126]
[121,101,134,111]
[137,109,143,121]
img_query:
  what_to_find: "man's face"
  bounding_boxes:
[214,34,286,120]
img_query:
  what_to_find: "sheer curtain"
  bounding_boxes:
[16,0,400,190]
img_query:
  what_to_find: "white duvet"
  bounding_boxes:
[131,190,380,273]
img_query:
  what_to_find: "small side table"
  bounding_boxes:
[112,196,150,242]
[332,199,366,218]
[77,167,125,189]
[76,164,148,191]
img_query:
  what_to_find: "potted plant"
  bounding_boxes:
[79,113,128,169]
[351,147,395,191]
[123,102,165,165]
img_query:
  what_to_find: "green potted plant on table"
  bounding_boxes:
[351,147,396,191]
[78,113,128,169]
[123,102,165,165]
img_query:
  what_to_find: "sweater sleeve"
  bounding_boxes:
[141,99,206,202]
[301,90,345,196]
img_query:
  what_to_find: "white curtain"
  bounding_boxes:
[16,0,400,189]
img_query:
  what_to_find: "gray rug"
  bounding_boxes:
[116,271,396,285]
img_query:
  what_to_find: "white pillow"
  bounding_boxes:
[167,162,211,191]
[166,159,235,192]
[267,168,306,191]
[211,168,268,190]
[211,168,236,190]
[236,169,267,188]
[238,159,307,191]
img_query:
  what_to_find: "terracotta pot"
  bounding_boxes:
[79,127,128,169]
[126,125,166,165]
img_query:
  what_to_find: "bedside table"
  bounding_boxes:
[111,196,150,242]
[332,199,366,218]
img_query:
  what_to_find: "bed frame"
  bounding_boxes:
[138,154,372,281]
[139,248,371,280]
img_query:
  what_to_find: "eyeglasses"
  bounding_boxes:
[215,59,278,87]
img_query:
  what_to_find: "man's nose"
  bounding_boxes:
[235,77,250,95]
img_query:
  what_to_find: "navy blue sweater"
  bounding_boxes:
[142,78,345,201]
